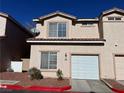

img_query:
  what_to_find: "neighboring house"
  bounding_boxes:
[0,12,34,72]
[27,8,124,80]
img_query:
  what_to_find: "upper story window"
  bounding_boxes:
[82,22,94,26]
[108,17,114,20]
[49,22,66,37]
[108,17,122,21]
[115,17,121,20]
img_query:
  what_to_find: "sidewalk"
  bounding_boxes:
[117,80,124,86]
[102,79,124,93]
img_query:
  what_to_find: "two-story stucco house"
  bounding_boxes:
[0,12,34,71]
[27,8,124,80]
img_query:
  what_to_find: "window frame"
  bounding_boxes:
[82,22,94,26]
[48,22,67,38]
[108,17,122,21]
[108,17,114,21]
[81,22,95,27]
[40,51,57,70]
[115,17,122,21]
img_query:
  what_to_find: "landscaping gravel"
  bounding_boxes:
[0,72,69,87]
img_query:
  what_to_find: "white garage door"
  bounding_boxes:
[115,55,124,80]
[71,55,99,79]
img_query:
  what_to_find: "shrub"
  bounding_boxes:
[28,67,43,80]
[6,67,14,72]
[56,69,63,80]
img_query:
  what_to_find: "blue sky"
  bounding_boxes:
[0,0,124,27]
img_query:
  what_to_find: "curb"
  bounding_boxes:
[0,84,71,92]
[111,88,124,93]
[102,79,124,93]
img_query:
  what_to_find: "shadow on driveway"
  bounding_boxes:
[0,88,95,93]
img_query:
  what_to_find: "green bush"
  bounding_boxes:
[28,67,43,80]
[56,69,63,80]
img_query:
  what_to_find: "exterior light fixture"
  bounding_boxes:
[65,53,67,61]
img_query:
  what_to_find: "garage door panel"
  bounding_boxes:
[72,66,98,69]
[72,75,99,79]
[115,56,124,80]
[71,55,99,79]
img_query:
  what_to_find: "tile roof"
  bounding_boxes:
[39,11,76,20]
[27,38,106,41]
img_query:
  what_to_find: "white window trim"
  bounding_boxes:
[48,22,67,38]
[107,16,122,21]
[40,51,57,70]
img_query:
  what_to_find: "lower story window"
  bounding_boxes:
[41,51,57,69]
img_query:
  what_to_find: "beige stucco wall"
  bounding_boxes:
[101,13,124,79]
[0,16,7,36]
[102,13,124,53]
[30,44,117,79]
[36,16,99,39]
[71,23,99,38]
[22,58,30,71]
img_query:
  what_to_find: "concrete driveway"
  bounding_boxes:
[117,80,124,85]
[70,80,113,93]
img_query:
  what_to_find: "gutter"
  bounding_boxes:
[27,40,105,44]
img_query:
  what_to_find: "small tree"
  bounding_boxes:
[56,69,63,80]
[28,67,43,80]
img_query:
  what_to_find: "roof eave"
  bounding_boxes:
[0,12,34,37]
[99,7,124,18]
[102,8,124,15]
[77,18,99,22]
[27,39,105,44]
[39,11,76,20]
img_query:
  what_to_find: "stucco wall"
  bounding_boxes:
[102,13,124,53]
[30,44,116,79]
[22,58,30,71]
[0,16,7,36]
[101,13,124,79]
[71,23,99,38]
[36,16,99,39]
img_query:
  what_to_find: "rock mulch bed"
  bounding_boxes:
[0,72,70,87]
